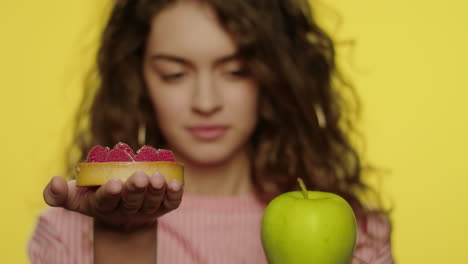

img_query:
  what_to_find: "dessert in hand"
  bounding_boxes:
[76,142,184,186]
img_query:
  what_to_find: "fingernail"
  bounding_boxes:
[133,174,148,189]
[169,179,180,192]
[108,179,122,194]
[151,173,164,189]
[50,186,59,196]
[50,179,60,196]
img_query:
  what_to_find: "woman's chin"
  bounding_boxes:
[175,148,243,168]
[180,154,232,168]
[168,137,250,168]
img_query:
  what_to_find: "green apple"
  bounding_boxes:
[261,178,357,264]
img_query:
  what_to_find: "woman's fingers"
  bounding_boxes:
[140,173,166,215]
[43,176,68,207]
[90,179,123,215]
[159,178,183,215]
[43,171,183,227]
[120,171,149,215]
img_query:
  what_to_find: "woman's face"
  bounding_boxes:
[143,1,259,166]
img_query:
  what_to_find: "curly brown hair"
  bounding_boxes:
[68,0,383,219]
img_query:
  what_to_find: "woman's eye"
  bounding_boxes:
[160,72,185,82]
[227,69,250,78]
[230,70,247,77]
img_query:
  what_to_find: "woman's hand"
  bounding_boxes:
[43,171,183,231]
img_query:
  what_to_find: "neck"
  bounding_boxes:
[181,150,253,196]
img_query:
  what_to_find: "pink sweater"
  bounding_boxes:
[28,193,393,263]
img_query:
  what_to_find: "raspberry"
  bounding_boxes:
[85,143,176,163]
[135,145,159,161]
[158,149,176,161]
[106,148,134,162]
[86,145,109,162]
[113,142,136,158]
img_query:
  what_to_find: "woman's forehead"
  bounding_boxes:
[145,0,238,62]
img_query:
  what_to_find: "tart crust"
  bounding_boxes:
[76,161,184,186]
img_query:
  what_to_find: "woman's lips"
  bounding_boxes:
[188,125,229,140]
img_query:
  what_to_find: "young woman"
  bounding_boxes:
[30,0,393,263]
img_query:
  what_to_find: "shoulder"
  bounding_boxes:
[354,211,394,263]
[357,211,392,243]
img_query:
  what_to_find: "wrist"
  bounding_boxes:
[94,218,158,233]
[93,220,157,264]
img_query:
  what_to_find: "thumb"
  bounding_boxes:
[43,176,68,207]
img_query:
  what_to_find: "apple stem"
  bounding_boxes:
[297,178,309,199]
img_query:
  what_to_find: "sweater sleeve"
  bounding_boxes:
[28,208,93,264]
[352,212,394,264]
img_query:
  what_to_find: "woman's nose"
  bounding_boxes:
[191,73,222,116]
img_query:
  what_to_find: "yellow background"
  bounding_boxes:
[0,0,466,263]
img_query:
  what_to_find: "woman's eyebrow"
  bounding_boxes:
[150,54,189,65]
[215,53,241,65]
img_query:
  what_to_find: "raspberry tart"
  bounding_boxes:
[76,142,184,186]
